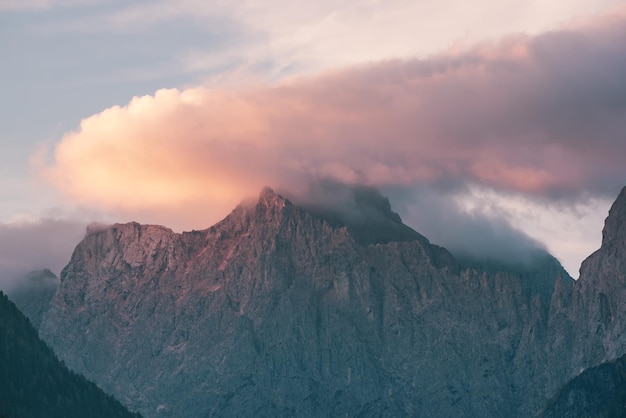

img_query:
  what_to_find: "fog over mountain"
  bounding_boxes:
[0,181,565,287]
[0,219,86,291]
[384,185,548,265]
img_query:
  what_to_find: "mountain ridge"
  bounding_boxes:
[38,186,592,417]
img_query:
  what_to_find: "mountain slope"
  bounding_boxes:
[0,290,141,418]
[542,353,626,418]
[537,185,626,409]
[7,269,59,329]
[39,187,574,417]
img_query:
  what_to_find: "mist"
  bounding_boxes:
[388,185,547,265]
[283,180,545,265]
[0,219,87,291]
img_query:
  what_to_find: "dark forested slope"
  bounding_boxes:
[0,291,141,418]
[543,353,626,418]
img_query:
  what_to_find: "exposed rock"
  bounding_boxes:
[542,185,626,410]
[38,186,597,417]
[457,250,571,304]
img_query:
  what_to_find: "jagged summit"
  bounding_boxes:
[289,182,430,246]
[602,185,626,250]
[258,186,281,202]
[37,184,618,418]
[251,186,292,215]
[75,186,431,265]
[578,186,626,282]
[200,185,430,248]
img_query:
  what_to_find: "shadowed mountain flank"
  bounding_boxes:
[291,182,431,246]
[7,269,59,329]
[0,291,141,418]
[542,353,626,418]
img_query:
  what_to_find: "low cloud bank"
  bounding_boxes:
[41,11,626,221]
[33,9,626,266]
[390,186,546,265]
[0,219,86,291]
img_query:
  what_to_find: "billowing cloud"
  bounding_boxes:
[391,185,546,264]
[40,9,626,235]
[0,219,87,290]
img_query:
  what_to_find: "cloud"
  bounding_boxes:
[0,219,87,291]
[31,1,625,79]
[392,185,546,264]
[0,0,101,12]
[39,9,626,236]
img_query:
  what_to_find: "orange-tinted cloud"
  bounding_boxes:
[41,9,626,230]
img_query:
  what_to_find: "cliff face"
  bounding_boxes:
[39,187,585,417]
[573,186,626,362]
[541,186,626,402]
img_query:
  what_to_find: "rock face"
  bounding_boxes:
[572,186,626,363]
[37,186,626,417]
[541,186,626,403]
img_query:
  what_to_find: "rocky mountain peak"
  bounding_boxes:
[215,187,295,239]
[84,221,174,245]
[292,182,429,246]
[254,186,291,217]
[258,186,284,205]
[37,184,606,418]
[578,186,626,282]
[602,186,626,251]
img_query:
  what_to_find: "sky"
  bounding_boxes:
[1,0,626,283]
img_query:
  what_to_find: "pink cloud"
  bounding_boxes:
[40,9,626,230]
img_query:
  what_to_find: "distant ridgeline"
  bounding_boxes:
[0,291,141,418]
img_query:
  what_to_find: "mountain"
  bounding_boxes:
[537,186,626,405]
[457,250,570,304]
[542,353,626,417]
[0,290,141,418]
[7,269,58,329]
[37,186,578,417]
[296,182,432,247]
